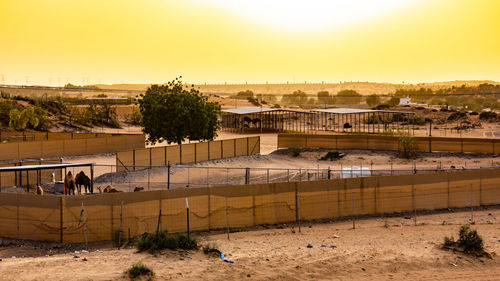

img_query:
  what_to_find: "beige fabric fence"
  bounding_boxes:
[116,137,261,172]
[278,134,500,154]
[0,134,145,161]
[0,168,498,243]
[0,131,124,142]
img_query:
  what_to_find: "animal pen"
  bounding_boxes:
[0,163,95,193]
[0,167,498,243]
[221,106,415,134]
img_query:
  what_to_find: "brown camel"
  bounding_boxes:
[64,171,75,195]
[75,171,91,194]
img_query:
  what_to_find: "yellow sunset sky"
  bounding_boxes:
[0,0,499,86]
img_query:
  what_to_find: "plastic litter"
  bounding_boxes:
[220,251,234,263]
[82,250,89,253]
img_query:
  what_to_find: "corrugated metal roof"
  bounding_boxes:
[0,163,93,172]
[313,108,414,114]
[222,107,280,115]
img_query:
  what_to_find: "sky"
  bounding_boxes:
[0,0,499,86]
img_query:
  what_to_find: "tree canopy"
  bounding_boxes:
[137,78,221,144]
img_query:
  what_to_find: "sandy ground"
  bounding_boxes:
[0,208,498,280]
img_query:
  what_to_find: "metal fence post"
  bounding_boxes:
[470,184,474,223]
[412,187,417,226]
[245,168,250,185]
[167,162,170,190]
[352,192,355,229]
[225,197,230,240]
[185,198,190,238]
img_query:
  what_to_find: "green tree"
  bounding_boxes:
[8,107,40,131]
[317,91,336,105]
[281,90,308,105]
[336,90,362,104]
[137,78,221,144]
[365,94,381,107]
[233,90,254,100]
[387,96,400,107]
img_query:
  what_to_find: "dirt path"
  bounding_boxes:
[0,208,498,280]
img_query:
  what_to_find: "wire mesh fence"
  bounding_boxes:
[90,163,500,193]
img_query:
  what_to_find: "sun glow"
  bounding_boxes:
[197,0,418,31]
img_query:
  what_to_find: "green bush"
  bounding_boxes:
[443,224,484,253]
[398,134,418,159]
[137,229,198,253]
[127,107,142,125]
[202,243,220,257]
[457,224,484,252]
[126,263,154,280]
[288,148,301,157]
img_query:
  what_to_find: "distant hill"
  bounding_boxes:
[93,80,500,96]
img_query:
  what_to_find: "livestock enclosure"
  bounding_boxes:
[0,167,498,243]
[278,134,500,154]
[115,136,260,172]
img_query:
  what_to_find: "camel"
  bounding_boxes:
[98,185,121,193]
[75,171,91,194]
[64,171,76,195]
[36,185,44,195]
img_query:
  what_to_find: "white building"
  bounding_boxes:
[399,96,412,106]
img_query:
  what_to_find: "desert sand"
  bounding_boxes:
[0,208,498,280]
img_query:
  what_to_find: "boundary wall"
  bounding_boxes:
[116,136,260,172]
[0,168,498,243]
[0,131,132,142]
[278,134,499,154]
[0,134,145,161]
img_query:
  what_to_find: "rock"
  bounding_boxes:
[330,245,337,249]
[333,235,340,238]
[82,258,87,262]
[457,256,462,259]
[404,216,411,220]
[361,268,366,271]
[266,258,270,261]
[74,255,79,258]
[82,250,89,253]
[247,274,251,277]
[74,251,80,254]
[159,260,164,263]
[180,258,184,261]
[11,256,15,259]
[450,263,457,267]
[0,258,2,262]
